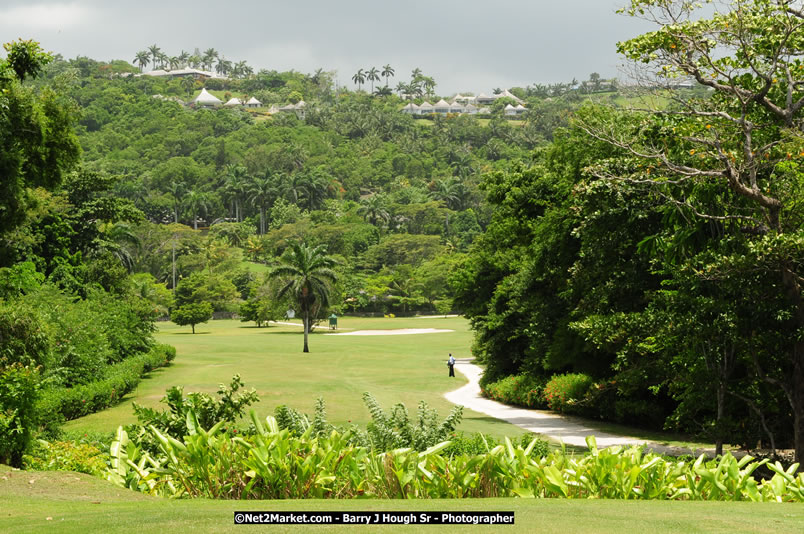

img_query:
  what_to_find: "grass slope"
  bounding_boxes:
[2,466,803,534]
[65,316,523,439]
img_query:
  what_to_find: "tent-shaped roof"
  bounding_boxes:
[267,105,280,113]
[418,101,434,110]
[278,103,297,111]
[500,89,524,103]
[402,102,419,110]
[464,103,478,110]
[515,104,526,110]
[295,100,306,109]
[246,97,262,106]
[504,103,516,109]
[224,97,243,106]
[433,99,450,109]
[192,88,222,106]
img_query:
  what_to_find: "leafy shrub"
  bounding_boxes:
[106,416,804,502]
[482,374,546,408]
[36,344,175,423]
[542,373,595,413]
[22,286,158,386]
[24,439,105,475]
[274,394,464,453]
[0,362,39,467]
[129,374,258,454]
[362,392,463,451]
[442,432,549,458]
[0,301,50,367]
[84,290,157,361]
[274,396,333,439]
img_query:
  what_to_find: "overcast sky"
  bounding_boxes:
[0,0,656,94]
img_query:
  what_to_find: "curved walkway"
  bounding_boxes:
[445,360,723,457]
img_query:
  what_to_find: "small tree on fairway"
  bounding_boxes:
[172,301,213,334]
[239,285,283,328]
[269,242,337,353]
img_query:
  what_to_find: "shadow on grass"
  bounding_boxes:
[169,331,213,335]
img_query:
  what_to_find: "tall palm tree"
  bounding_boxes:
[249,174,278,235]
[300,169,330,211]
[284,141,308,172]
[358,194,390,227]
[216,56,232,76]
[281,171,307,206]
[429,178,461,210]
[94,221,141,272]
[169,56,180,70]
[381,64,395,87]
[233,60,248,78]
[224,164,249,222]
[181,76,195,98]
[167,180,186,223]
[366,66,380,94]
[134,51,150,72]
[269,242,338,353]
[422,76,436,97]
[147,44,161,69]
[352,68,365,91]
[178,50,190,68]
[183,189,209,230]
[203,48,218,71]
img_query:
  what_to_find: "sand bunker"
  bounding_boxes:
[326,328,453,336]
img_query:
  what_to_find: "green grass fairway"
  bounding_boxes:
[65,316,524,440]
[2,466,803,534]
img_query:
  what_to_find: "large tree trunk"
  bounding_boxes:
[792,339,804,466]
[781,264,804,466]
[303,311,309,353]
[716,380,725,457]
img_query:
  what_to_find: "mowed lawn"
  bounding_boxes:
[65,316,525,439]
[3,467,803,534]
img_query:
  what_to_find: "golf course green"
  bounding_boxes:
[65,316,525,440]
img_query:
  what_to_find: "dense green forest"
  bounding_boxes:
[1,0,803,470]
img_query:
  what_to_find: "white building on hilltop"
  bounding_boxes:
[191,88,222,107]
[400,88,526,116]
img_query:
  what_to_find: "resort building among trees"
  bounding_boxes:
[191,88,222,107]
[400,89,526,116]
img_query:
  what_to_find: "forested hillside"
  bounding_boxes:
[3,0,804,470]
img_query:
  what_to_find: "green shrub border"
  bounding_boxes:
[36,344,176,421]
[481,374,547,409]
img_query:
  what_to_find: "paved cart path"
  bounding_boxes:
[445,359,729,457]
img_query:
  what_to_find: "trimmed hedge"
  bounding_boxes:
[37,344,176,422]
[481,374,546,408]
[542,373,595,414]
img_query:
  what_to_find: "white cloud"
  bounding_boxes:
[0,2,94,31]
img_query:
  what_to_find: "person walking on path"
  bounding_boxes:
[447,353,456,377]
